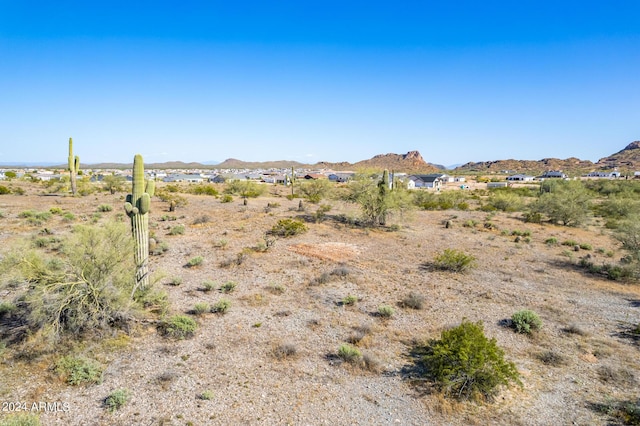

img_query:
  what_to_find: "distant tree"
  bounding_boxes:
[299,179,333,204]
[102,174,126,194]
[344,172,411,226]
[4,171,17,180]
[528,181,592,226]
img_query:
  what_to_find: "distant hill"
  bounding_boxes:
[317,151,442,173]
[453,157,595,175]
[215,158,306,169]
[596,141,640,170]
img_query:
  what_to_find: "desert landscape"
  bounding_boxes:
[0,151,639,426]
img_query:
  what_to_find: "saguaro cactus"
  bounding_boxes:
[68,137,80,195]
[124,154,154,294]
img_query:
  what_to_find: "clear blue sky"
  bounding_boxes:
[1,1,639,166]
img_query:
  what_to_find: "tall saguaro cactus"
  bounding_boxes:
[124,154,155,294]
[68,137,80,195]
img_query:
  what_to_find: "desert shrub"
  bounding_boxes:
[220,194,233,203]
[97,204,113,212]
[272,342,298,360]
[0,301,17,316]
[432,249,476,272]
[219,281,237,293]
[544,237,558,246]
[211,299,231,314]
[6,222,136,337]
[615,219,640,260]
[562,239,579,247]
[592,399,640,425]
[49,207,63,215]
[224,180,265,199]
[0,185,11,195]
[377,305,394,318]
[528,181,593,226]
[338,344,363,364]
[487,192,524,212]
[55,356,103,385]
[299,179,333,204]
[192,302,210,316]
[419,319,521,401]
[269,219,307,237]
[62,212,75,222]
[577,258,636,281]
[192,215,210,225]
[579,243,592,250]
[169,225,185,235]
[344,174,413,226]
[162,315,197,339]
[400,292,425,310]
[536,350,567,366]
[511,310,542,334]
[0,413,42,426]
[342,295,358,306]
[266,283,286,294]
[167,277,182,286]
[104,388,130,412]
[201,281,216,292]
[186,256,204,267]
[310,272,331,286]
[189,184,219,196]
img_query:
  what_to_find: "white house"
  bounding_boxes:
[408,174,443,190]
[586,171,621,178]
[506,174,535,182]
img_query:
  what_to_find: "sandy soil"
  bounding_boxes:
[0,182,639,425]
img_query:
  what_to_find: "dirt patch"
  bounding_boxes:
[288,242,360,262]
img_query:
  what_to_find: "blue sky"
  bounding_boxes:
[1,1,639,166]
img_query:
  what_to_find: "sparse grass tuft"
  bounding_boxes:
[341,295,358,306]
[198,390,214,400]
[97,204,113,212]
[536,350,566,366]
[272,342,298,360]
[192,302,210,316]
[219,281,237,293]
[169,225,185,235]
[377,305,394,318]
[186,256,204,267]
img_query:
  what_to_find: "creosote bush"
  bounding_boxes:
[419,319,520,402]
[104,388,130,412]
[377,305,394,318]
[511,310,542,334]
[269,218,308,237]
[338,344,363,364]
[55,356,104,386]
[211,299,231,314]
[432,249,476,273]
[162,315,197,339]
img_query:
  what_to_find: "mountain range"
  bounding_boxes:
[2,142,639,174]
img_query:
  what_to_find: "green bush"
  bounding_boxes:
[193,302,210,316]
[98,204,113,212]
[162,315,197,339]
[211,298,231,314]
[419,319,520,401]
[342,295,358,306]
[55,356,103,386]
[6,222,136,337]
[338,344,363,364]
[269,219,308,237]
[528,181,592,226]
[220,194,233,203]
[377,305,394,318]
[0,185,11,195]
[104,388,130,412]
[186,256,204,267]
[199,390,215,400]
[511,310,543,334]
[219,281,237,293]
[0,413,42,426]
[544,237,558,246]
[189,184,219,196]
[169,225,185,235]
[432,249,476,272]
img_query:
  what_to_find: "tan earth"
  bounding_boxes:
[0,181,639,425]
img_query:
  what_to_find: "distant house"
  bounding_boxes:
[408,174,443,190]
[539,170,567,179]
[163,173,205,183]
[586,171,621,178]
[506,174,535,182]
[328,173,355,182]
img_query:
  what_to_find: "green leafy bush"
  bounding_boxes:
[104,388,130,412]
[338,344,363,364]
[419,319,520,401]
[269,219,308,237]
[55,356,103,385]
[377,305,394,318]
[432,249,476,272]
[341,295,358,306]
[211,298,231,314]
[162,315,197,339]
[511,310,542,334]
